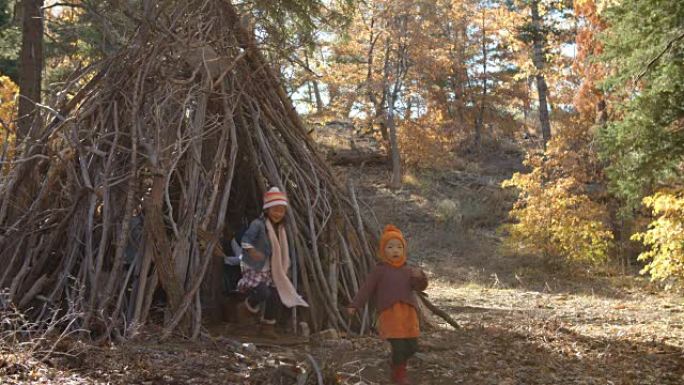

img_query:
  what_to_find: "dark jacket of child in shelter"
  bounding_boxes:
[348,224,428,385]
[237,187,308,338]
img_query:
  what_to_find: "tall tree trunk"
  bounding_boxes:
[307,81,314,108]
[596,98,607,126]
[373,36,392,141]
[451,19,468,124]
[304,52,323,113]
[17,0,44,140]
[387,93,401,190]
[474,7,487,148]
[387,14,410,190]
[524,76,532,122]
[366,34,389,141]
[530,0,552,148]
[384,53,400,188]
[311,68,323,113]
[367,15,377,120]
[386,38,404,187]
[312,81,323,113]
[404,96,412,120]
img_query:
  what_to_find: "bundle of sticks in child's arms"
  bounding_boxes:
[417,292,460,329]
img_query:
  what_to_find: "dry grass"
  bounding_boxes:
[0,293,96,384]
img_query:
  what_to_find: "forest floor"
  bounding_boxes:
[2,136,683,385]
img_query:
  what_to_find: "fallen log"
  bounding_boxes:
[329,149,388,167]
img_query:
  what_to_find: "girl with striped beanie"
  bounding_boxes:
[237,187,308,338]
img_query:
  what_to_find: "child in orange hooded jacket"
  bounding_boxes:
[347,225,428,385]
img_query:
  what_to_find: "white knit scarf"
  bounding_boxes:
[266,219,309,308]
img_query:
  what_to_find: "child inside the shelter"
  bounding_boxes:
[236,187,308,338]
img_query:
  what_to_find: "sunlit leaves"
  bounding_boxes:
[0,74,16,172]
[0,74,16,127]
[632,189,684,283]
[502,122,614,264]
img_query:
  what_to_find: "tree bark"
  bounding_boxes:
[143,175,188,332]
[387,14,410,190]
[17,0,44,140]
[530,0,552,148]
[312,80,323,113]
[474,7,487,148]
[304,52,324,113]
[376,36,392,141]
[387,101,402,189]
[358,6,385,138]
[450,18,468,124]
[596,98,607,127]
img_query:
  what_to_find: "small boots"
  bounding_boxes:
[391,362,410,385]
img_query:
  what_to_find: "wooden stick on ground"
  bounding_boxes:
[417,292,460,329]
[306,354,324,385]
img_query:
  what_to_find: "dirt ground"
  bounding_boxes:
[326,143,684,385]
[3,140,683,385]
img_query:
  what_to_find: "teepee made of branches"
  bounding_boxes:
[0,0,378,340]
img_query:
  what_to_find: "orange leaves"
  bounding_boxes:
[397,116,462,170]
[573,0,608,124]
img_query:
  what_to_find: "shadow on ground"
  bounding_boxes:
[324,322,684,385]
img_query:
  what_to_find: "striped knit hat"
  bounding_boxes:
[263,187,288,210]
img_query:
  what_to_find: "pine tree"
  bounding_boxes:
[599,0,684,211]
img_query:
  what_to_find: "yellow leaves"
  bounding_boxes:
[631,189,684,282]
[0,75,18,129]
[502,132,614,264]
[644,190,684,215]
[503,172,614,263]
[0,76,17,173]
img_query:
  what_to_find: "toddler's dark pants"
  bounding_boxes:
[388,338,419,364]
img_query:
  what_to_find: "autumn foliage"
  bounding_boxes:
[502,122,614,264]
[501,0,615,266]
[632,189,684,283]
[0,75,16,173]
[0,75,16,125]
[2,0,683,302]
[397,115,463,169]
[501,0,684,289]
